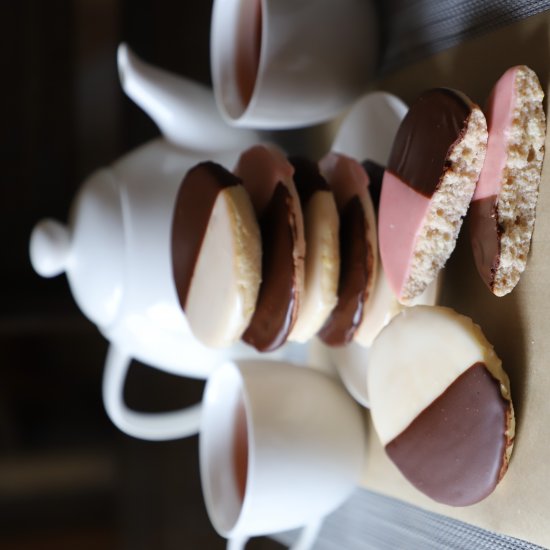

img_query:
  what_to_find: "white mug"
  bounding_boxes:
[200,359,366,549]
[211,0,379,129]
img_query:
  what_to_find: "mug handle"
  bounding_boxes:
[102,343,202,441]
[227,519,323,550]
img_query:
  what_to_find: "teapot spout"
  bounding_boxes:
[117,43,259,153]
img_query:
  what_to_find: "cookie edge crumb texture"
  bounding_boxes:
[400,107,488,304]
[492,65,546,296]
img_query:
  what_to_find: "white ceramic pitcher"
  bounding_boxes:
[29,46,302,441]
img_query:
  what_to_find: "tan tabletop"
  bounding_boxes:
[360,10,550,548]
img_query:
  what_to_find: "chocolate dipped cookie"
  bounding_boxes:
[234,145,306,352]
[287,156,340,343]
[379,89,488,304]
[368,305,515,506]
[171,162,261,347]
[317,152,378,347]
[470,65,546,296]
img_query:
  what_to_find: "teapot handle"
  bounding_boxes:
[227,519,323,550]
[102,344,202,440]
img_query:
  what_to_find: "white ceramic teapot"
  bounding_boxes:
[29,45,302,441]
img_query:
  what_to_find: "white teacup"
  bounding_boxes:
[211,0,379,129]
[200,359,366,549]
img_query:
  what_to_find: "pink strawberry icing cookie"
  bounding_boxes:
[378,88,488,304]
[470,65,546,297]
[286,156,340,343]
[317,152,378,346]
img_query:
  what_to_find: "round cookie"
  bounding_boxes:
[379,88,488,304]
[470,65,546,297]
[234,145,306,352]
[171,162,261,347]
[368,305,515,507]
[317,152,378,347]
[287,156,340,343]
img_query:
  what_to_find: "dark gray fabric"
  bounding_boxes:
[378,0,550,72]
[276,488,548,549]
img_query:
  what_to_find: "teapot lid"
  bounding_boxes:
[30,169,125,328]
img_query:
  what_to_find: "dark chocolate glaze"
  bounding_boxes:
[386,363,510,507]
[318,196,372,346]
[171,162,241,309]
[361,159,385,211]
[469,195,502,292]
[387,88,472,198]
[242,183,297,352]
[288,156,329,206]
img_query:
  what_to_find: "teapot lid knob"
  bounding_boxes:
[29,218,71,277]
